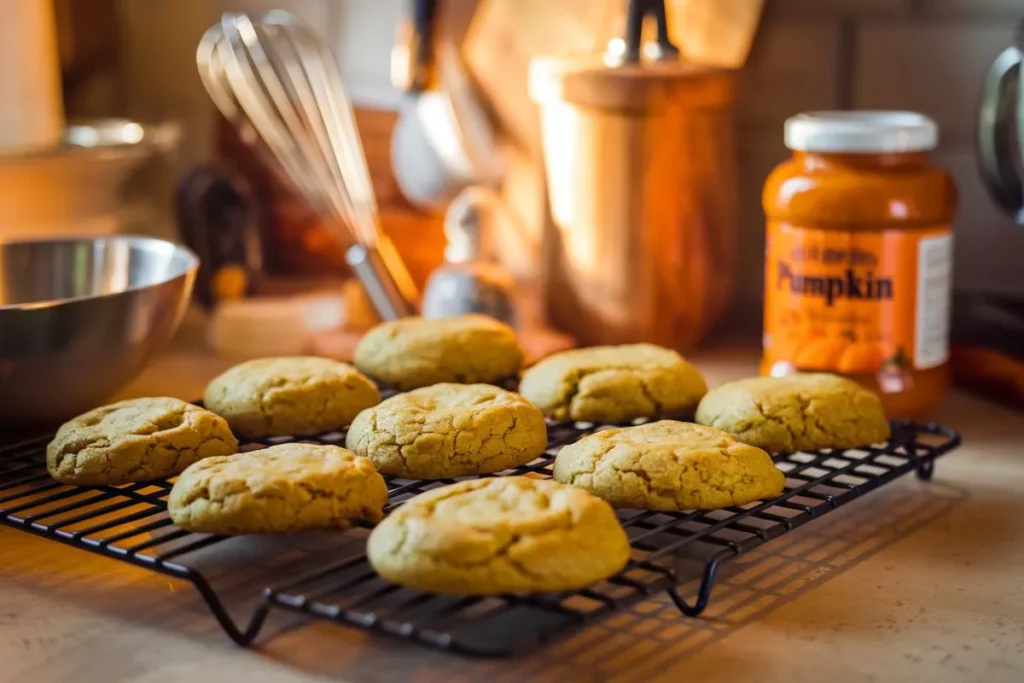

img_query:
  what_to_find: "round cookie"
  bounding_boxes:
[367,476,630,594]
[518,344,707,424]
[203,357,380,437]
[695,373,891,454]
[47,397,238,486]
[353,314,523,391]
[553,420,785,511]
[346,383,547,479]
[168,443,387,535]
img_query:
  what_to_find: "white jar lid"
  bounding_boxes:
[784,111,938,153]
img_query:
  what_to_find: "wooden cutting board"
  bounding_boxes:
[666,0,765,69]
[462,0,623,159]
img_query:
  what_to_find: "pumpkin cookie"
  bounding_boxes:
[353,315,523,391]
[518,344,707,424]
[367,477,630,594]
[695,373,891,454]
[554,420,784,510]
[168,443,387,535]
[47,397,238,486]
[346,383,547,479]
[203,357,380,437]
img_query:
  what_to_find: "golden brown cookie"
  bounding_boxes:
[168,443,387,535]
[353,315,523,391]
[346,383,547,479]
[553,420,784,510]
[47,397,238,486]
[695,373,891,453]
[367,477,630,594]
[203,356,380,437]
[518,344,707,424]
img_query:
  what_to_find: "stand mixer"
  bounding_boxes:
[978,17,1024,225]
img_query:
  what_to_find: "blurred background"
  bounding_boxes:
[3,0,1023,411]
[43,0,1023,318]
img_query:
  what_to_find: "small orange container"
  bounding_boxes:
[761,112,957,418]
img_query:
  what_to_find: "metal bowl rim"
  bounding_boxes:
[0,234,199,312]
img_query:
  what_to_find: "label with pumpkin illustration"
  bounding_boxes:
[763,222,953,377]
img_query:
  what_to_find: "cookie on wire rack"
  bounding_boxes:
[47,397,238,486]
[695,373,891,453]
[203,356,380,437]
[553,420,785,511]
[519,344,707,424]
[168,443,387,535]
[367,477,630,594]
[346,383,547,479]
[353,314,524,391]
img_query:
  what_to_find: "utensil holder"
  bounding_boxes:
[530,0,739,350]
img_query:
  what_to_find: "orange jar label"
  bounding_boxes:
[763,222,953,376]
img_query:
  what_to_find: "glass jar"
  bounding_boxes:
[761,111,957,418]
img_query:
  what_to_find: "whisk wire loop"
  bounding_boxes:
[197,10,417,318]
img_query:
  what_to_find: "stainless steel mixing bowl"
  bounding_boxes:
[0,235,198,425]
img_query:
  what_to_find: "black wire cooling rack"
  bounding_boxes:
[0,418,960,656]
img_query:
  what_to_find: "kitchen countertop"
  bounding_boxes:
[3,321,1024,683]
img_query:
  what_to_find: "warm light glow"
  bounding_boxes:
[888,199,909,218]
[541,102,636,328]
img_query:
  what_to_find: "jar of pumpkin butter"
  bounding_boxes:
[761,111,957,418]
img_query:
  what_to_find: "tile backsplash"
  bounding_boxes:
[736,0,1024,312]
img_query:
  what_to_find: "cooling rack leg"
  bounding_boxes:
[665,558,720,617]
[915,461,935,481]
[190,574,269,646]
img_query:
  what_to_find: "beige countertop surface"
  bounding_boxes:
[3,324,1024,683]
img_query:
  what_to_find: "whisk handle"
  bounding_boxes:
[346,244,418,321]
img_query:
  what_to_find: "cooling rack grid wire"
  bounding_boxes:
[0,418,959,656]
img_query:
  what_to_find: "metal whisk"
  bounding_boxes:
[198,10,418,321]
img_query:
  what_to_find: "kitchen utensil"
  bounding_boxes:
[391,0,436,93]
[390,0,502,211]
[978,16,1024,224]
[0,235,198,425]
[420,186,517,324]
[529,0,738,351]
[391,42,504,211]
[175,164,265,309]
[198,10,418,321]
[0,118,179,239]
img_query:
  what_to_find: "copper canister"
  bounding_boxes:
[529,52,737,351]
